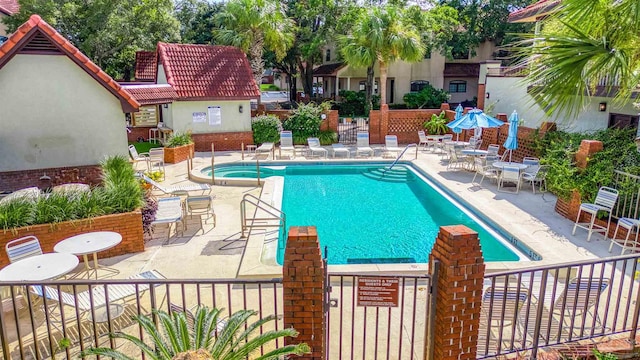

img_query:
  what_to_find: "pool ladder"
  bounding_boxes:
[240,194,286,238]
[383,143,418,173]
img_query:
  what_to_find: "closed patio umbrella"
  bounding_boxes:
[452,104,463,141]
[503,110,519,162]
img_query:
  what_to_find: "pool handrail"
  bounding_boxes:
[385,143,418,172]
[240,193,286,238]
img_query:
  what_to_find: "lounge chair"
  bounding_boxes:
[383,135,402,158]
[151,197,185,240]
[572,186,618,242]
[552,278,610,332]
[307,138,328,158]
[6,236,43,263]
[256,142,274,159]
[278,131,295,159]
[139,174,211,195]
[355,132,374,158]
[480,286,530,350]
[128,145,150,171]
[331,143,350,158]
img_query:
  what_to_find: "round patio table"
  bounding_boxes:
[461,149,488,157]
[54,231,122,276]
[492,161,529,170]
[0,253,79,282]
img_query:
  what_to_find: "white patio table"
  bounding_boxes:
[0,253,79,282]
[54,231,122,277]
[461,149,488,157]
[492,161,529,171]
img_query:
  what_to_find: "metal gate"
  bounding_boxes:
[338,117,369,144]
[324,271,434,360]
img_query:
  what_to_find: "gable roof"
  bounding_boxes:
[135,50,156,82]
[508,0,560,23]
[314,62,345,77]
[121,84,178,106]
[0,0,19,16]
[0,14,139,112]
[157,42,260,101]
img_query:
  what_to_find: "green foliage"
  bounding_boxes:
[175,0,223,44]
[534,128,640,201]
[403,84,450,109]
[337,90,367,117]
[260,84,280,91]
[165,132,193,148]
[593,349,618,360]
[129,141,163,155]
[0,156,144,230]
[80,306,310,360]
[318,130,338,145]
[5,0,180,79]
[423,111,449,135]
[251,114,282,145]
[282,102,329,140]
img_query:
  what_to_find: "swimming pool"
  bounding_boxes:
[201,163,535,264]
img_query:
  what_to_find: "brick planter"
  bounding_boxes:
[164,143,194,164]
[0,210,144,268]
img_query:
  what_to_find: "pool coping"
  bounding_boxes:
[236,160,541,278]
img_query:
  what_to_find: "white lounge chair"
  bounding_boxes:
[307,138,328,158]
[139,174,211,195]
[383,135,402,158]
[151,197,185,240]
[256,142,274,159]
[355,132,374,158]
[552,277,610,331]
[331,143,350,158]
[279,131,295,159]
[128,145,150,171]
[572,186,618,242]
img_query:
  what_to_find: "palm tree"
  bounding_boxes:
[214,0,295,89]
[339,5,425,111]
[517,0,640,117]
[80,307,310,360]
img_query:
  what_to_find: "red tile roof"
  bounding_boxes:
[508,0,561,23]
[121,84,178,105]
[135,51,156,82]
[157,42,260,100]
[0,15,139,112]
[0,0,19,15]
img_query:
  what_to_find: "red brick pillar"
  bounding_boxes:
[380,104,390,142]
[477,84,486,109]
[440,103,450,111]
[327,110,339,133]
[283,226,325,359]
[429,225,485,360]
[575,140,603,169]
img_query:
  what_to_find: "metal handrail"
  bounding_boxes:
[385,143,418,172]
[240,193,286,238]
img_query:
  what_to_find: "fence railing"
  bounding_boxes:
[0,276,283,360]
[478,253,640,359]
[612,169,640,220]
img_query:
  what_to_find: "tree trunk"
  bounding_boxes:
[366,64,375,113]
[289,73,297,103]
[249,34,265,104]
[379,61,387,106]
[297,59,314,97]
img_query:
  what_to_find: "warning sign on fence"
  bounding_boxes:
[357,277,400,307]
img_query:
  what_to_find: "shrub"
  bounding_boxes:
[141,193,158,238]
[165,131,193,148]
[423,111,449,135]
[403,84,449,109]
[318,130,338,145]
[336,90,367,116]
[251,114,281,144]
[282,102,331,141]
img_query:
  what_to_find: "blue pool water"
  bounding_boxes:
[203,163,525,264]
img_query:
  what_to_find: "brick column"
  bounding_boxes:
[283,226,325,359]
[440,103,451,111]
[575,140,603,169]
[380,104,390,144]
[429,225,485,360]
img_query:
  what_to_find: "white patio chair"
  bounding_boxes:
[148,147,166,179]
[487,144,500,157]
[383,135,402,158]
[139,174,211,195]
[572,186,618,242]
[609,217,640,254]
[279,131,296,159]
[417,131,430,151]
[128,145,150,172]
[185,194,216,233]
[521,165,548,194]
[472,157,498,185]
[497,165,521,193]
[151,197,185,240]
[6,236,43,263]
[355,132,374,158]
[522,157,540,166]
[447,147,466,170]
[437,134,453,156]
[307,137,328,158]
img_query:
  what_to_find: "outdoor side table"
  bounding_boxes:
[54,231,122,278]
[0,253,79,282]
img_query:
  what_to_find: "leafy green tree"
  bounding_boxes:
[214,0,295,88]
[175,0,223,44]
[403,84,450,109]
[80,307,310,360]
[3,0,180,79]
[516,0,640,117]
[339,5,425,111]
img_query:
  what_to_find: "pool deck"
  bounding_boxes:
[100,146,616,280]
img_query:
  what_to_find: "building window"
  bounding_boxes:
[410,80,429,92]
[449,81,467,93]
[359,81,378,93]
[326,49,331,62]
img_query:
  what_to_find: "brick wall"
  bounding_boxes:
[283,226,325,360]
[0,210,144,268]
[127,127,155,143]
[0,165,103,193]
[191,131,254,151]
[429,225,485,359]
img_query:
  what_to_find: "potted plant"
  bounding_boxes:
[423,111,449,135]
[164,131,194,163]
